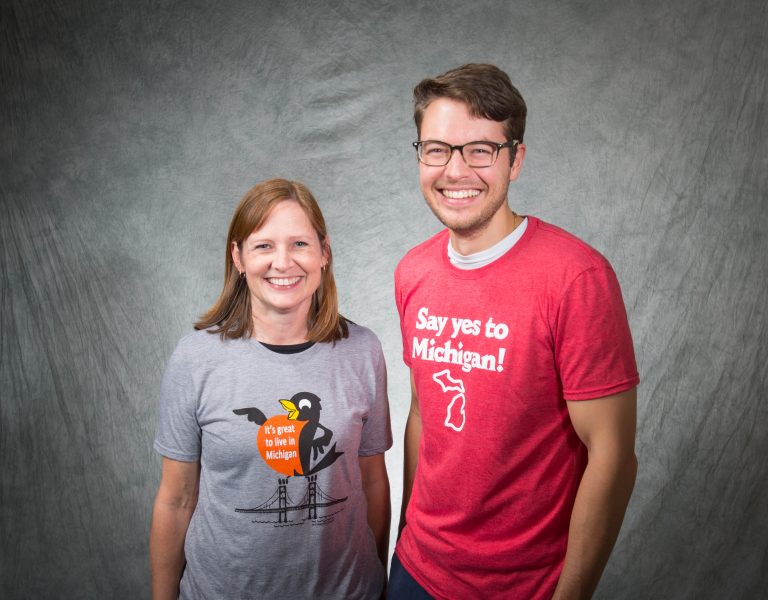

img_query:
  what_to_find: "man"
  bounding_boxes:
[390,64,639,599]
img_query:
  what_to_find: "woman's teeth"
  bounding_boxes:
[267,277,301,286]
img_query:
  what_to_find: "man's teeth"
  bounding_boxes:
[268,277,301,286]
[442,189,480,199]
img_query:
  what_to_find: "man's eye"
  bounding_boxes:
[469,146,492,155]
[425,146,447,155]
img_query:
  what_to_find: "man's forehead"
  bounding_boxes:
[420,98,506,140]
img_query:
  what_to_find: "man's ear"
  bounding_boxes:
[509,143,526,182]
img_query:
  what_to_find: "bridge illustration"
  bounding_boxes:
[235,474,347,524]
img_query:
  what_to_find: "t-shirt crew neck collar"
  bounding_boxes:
[446,216,530,273]
[259,340,315,354]
[245,335,323,362]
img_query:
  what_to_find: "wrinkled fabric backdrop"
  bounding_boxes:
[2,0,766,598]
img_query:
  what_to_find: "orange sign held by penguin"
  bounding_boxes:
[233,392,343,477]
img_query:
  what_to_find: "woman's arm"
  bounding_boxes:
[150,457,200,600]
[359,453,391,568]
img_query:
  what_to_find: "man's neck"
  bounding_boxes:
[449,206,522,255]
[448,217,528,269]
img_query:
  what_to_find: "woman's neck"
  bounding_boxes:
[251,311,309,345]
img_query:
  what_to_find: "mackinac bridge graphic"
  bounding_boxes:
[235,474,347,526]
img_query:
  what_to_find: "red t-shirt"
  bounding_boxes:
[394,217,639,599]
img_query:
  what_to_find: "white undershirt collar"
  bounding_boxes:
[447,217,528,269]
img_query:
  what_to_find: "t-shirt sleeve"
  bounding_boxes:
[394,262,413,368]
[555,265,639,400]
[358,337,393,456]
[154,342,202,462]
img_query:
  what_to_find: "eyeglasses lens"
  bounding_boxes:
[418,142,498,167]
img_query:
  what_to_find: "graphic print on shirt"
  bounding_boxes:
[411,306,509,431]
[232,392,347,526]
[433,369,466,431]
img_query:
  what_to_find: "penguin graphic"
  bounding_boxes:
[234,392,343,477]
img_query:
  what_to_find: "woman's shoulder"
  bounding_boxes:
[177,326,223,346]
[170,328,234,363]
[345,320,380,340]
[339,321,384,353]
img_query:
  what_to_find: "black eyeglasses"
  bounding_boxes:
[413,140,519,168]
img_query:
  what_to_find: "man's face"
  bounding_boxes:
[418,98,524,240]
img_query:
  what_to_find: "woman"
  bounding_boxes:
[150,178,391,599]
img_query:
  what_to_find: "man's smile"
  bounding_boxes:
[440,189,481,200]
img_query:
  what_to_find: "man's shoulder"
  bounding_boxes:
[526,217,612,272]
[396,229,448,274]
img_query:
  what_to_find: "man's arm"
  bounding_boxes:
[398,370,421,539]
[552,387,638,600]
[150,457,200,600]
[359,453,391,568]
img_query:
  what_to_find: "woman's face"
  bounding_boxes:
[232,200,328,324]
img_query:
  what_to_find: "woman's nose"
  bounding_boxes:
[271,245,293,270]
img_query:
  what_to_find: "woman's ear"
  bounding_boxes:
[231,241,243,273]
[322,236,331,268]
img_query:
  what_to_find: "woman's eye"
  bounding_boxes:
[294,241,309,248]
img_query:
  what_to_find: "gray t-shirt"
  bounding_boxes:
[155,323,392,599]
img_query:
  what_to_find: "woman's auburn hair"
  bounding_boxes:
[194,178,349,343]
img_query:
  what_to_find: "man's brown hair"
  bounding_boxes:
[413,63,527,154]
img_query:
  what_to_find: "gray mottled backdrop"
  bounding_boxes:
[2,0,766,598]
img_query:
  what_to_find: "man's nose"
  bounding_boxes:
[444,147,472,178]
